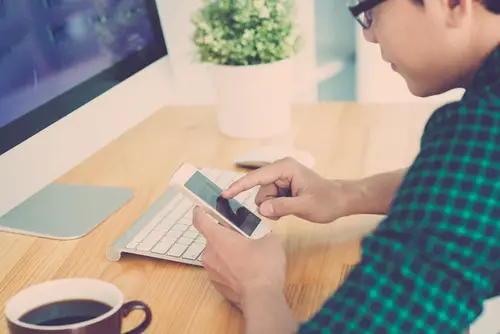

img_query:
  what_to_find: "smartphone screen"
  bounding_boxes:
[184,171,261,236]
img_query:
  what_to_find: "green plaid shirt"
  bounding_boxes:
[299,46,500,333]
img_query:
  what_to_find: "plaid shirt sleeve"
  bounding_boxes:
[298,101,500,333]
[298,89,500,331]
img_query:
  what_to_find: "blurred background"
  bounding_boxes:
[159,0,464,106]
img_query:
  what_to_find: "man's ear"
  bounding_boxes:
[424,0,473,28]
[444,0,473,28]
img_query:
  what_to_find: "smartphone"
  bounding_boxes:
[169,163,271,239]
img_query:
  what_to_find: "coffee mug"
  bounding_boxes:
[4,278,152,334]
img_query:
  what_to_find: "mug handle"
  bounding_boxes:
[121,301,152,334]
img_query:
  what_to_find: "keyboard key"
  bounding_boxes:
[182,243,205,260]
[151,237,176,254]
[195,235,206,244]
[117,169,253,266]
[184,209,193,219]
[126,195,182,249]
[177,237,193,245]
[136,242,155,252]
[155,217,176,234]
[166,194,184,209]
[167,243,189,257]
[166,230,183,240]
[136,228,167,251]
[178,217,192,226]
[171,224,189,232]
[169,199,193,221]
[183,230,199,239]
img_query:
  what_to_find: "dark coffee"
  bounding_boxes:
[18,299,112,326]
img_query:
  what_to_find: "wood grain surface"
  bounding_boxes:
[0,103,434,333]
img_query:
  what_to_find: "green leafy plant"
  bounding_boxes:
[191,0,302,66]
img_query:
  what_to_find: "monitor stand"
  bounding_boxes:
[0,183,134,240]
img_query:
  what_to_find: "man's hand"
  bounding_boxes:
[192,206,286,308]
[193,207,297,334]
[222,157,363,223]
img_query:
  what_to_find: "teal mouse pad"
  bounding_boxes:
[0,183,134,239]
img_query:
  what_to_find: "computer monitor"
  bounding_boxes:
[0,0,172,239]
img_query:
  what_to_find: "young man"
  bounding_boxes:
[192,0,500,332]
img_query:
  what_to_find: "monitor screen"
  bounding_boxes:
[0,0,167,155]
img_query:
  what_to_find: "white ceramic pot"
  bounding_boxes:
[211,58,293,139]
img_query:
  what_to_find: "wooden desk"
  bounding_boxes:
[0,103,435,333]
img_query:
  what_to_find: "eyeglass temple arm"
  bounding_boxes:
[348,0,383,16]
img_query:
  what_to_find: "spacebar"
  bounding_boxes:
[182,243,204,260]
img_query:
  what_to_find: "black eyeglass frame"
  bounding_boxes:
[348,0,385,29]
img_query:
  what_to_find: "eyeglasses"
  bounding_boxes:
[346,0,385,29]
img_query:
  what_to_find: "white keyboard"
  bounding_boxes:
[106,168,258,266]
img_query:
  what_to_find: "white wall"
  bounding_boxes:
[471,297,500,334]
[156,0,318,105]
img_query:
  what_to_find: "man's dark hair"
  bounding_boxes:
[482,0,500,13]
[412,0,500,14]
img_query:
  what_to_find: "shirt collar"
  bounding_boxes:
[463,45,500,98]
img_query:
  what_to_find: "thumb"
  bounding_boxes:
[193,207,239,242]
[193,207,222,238]
[258,196,306,218]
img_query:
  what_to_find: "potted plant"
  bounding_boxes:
[191,0,302,139]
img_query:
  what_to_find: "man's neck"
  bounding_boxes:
[461,42,500,88]
[461,13,500,88]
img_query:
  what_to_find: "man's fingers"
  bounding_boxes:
[259,196,307,218]
[221,161,288,198]
[254,183,279,206]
